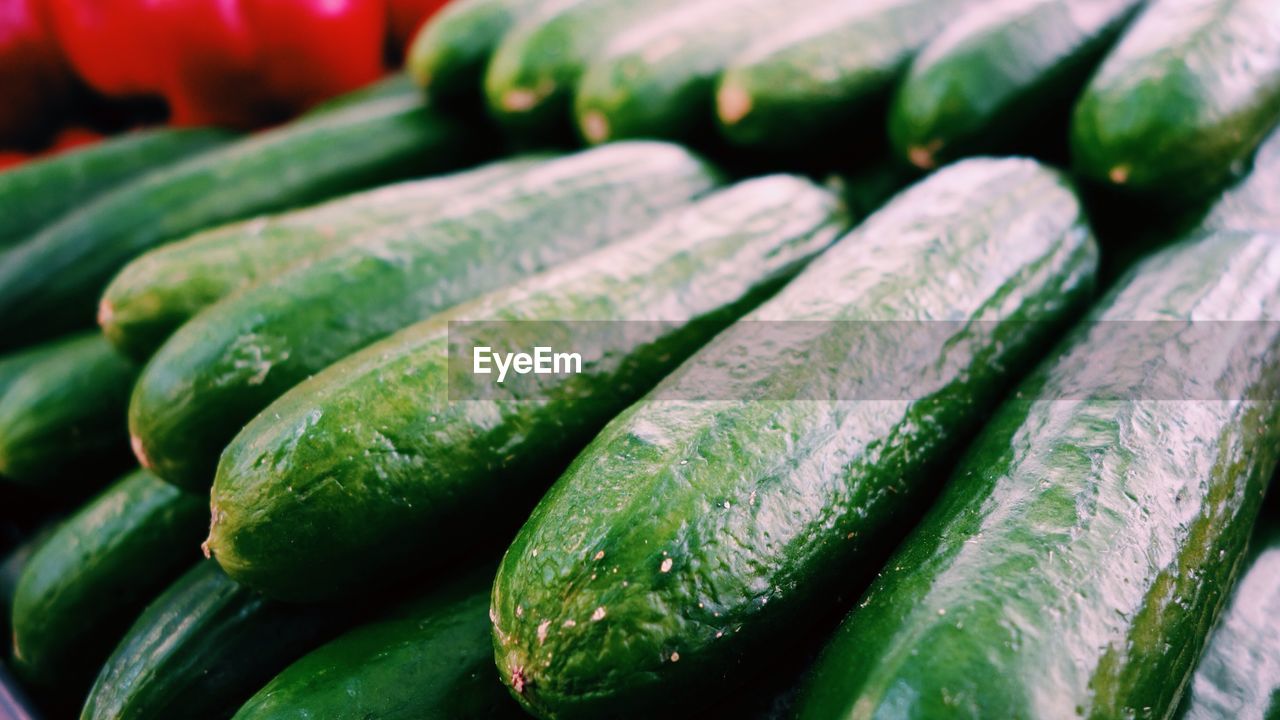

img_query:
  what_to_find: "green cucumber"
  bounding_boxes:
[1178,515,1280,720]
[713,0,979,152]
[101,156,547,362]
[1200,124,1280,232]
[302,74,418,117]
[205,174,847,602]
[888,0,1141,169]
[796,228,1280,719]
[1071,0,1280,199]
[408,0,557,102]
[0,127,233,248]
[484,0,684,143]
[574,0,816,145]
[130,142,720,491]
[490,157,1099,719]
[10,469,205,690]
[1,524,56,641]
[233,568,523,720]
[0,333,138,489]
[82,561,347,720]
[0,95,478,347]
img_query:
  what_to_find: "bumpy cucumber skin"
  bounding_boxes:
[485,0,684,142]
[796,229,1280,720]
[1072,0,1280,199]
[130,142,720,492]
[0,96,477,347]
[82,561,345,720]
[408,0,550,102]
[101,156,546,362]
[889,0,1141,169]
[713,0,979,151]
[10,469,205,689]
[233,569,523,720]
[573,0,811,146]
[1178,519,1280,720]
[0,333,138,489]
[491,158,1099,720]
[206,175,846,602]
[0,127,233,249]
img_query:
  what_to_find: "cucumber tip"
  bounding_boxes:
[716,83,752,125]
[1108,164,1131,185]
[97,298,114,329]
[581,111,610,145]
[130,434,152,470]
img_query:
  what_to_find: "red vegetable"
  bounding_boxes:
[387,0,449,55]
[48,0,387,128]
[0,0,73,148]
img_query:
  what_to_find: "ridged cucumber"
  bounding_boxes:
[101,156,546,362]
[130,142,720,491]
[0,127,233,248]
[205,174,846,602]
[713,0,979,152]
[408,0,557,102]
[0,96,478,347]
[0,333,138,490]
[10,469,205,690]
[484,0,683,142]
[796,228,1280,719]
[1071,0,1280,198]
[490,157,1099,719]
[888,0,1141,169]
[1178,515,1280,720]
[82,561,348,720]
[574,0,813,145]
[233,568,523,720]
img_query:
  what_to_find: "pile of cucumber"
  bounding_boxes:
[2,0,1280,718]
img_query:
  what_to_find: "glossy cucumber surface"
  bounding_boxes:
[206,174,846,602]
[797,228,1280,719]
[491,157,1099,719]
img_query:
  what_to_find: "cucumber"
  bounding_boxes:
[490,157,1099,719]
[408,0,557,102]
[0,333,138,490]
[888,0,1141,169]
[302,74,418,117]
[10,469,205,690]
[484,0,684,143]
[713,0,979,152]
[1200,124,1280,232]
[232,568,523,720]
[130,142,720,491]
[101,156,547,362]
[1,524,56,641]
[1178,516,1280,720]
[574,0,815,145]
[0,127,233,248]
[796,228,1280,719]
[82,561,348,720]
[205,174,847,602]
[1071,0,1280,199]
[0,95,479,347]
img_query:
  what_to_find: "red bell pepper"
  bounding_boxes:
[48,0,387,128]
[0,0,73,149]
[387,0,449,55]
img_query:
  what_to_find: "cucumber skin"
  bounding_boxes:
[0,127,233,249]
[233,569,523,720]
[1071,0,1280,199]
[1178,520,1280,720]
[301,73,418,117]
[10,469,205,690]
[206,175,845,602]
[0,333,138,489]
[573,0,805,146]
[0,96,478,348]
[82,561,347,720]
[129,142,721,492]
[888,0,1141,169]
[1199,124,1280,232]
[408,0,550,102]
[713,0,979,151]
[101,156,547,362]
[484,0,682,142]
[796,229,1280,720]
[491,158,1099,720]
